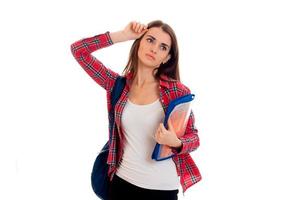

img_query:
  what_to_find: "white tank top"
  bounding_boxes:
[116,98,180,190]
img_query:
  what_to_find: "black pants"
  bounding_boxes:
[108,175,178,200]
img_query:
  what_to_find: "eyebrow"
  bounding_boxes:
[146,35,170,49]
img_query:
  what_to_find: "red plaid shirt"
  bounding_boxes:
[71,32,202,192]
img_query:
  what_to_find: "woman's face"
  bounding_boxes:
[137,27,171,69]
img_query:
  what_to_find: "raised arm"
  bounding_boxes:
[70,32,119,91]
[70,22,148,91]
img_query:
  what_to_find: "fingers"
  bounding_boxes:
[160,123,169,136]
[155,127,164,144]
[155,123,172,145]
[138,23,147,33]
[158,123,165,132]
[132,21,148,34]
[167,120,175,133]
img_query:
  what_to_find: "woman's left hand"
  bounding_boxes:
[154,120,182,148]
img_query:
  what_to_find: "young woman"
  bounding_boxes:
[71,20,202,200]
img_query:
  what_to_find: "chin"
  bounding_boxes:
[139,57,158,68]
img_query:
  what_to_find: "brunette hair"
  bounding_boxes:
[122,20,180,81]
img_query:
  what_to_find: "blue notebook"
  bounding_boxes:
[152,94,195,161]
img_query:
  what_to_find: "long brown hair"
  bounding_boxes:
[122,20,180,81]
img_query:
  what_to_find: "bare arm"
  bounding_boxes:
[109,21,148,44]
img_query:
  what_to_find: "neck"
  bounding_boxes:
[132,63,158,88]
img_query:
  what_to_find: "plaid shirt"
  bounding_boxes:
[71,32,202,192]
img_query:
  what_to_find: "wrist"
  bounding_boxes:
[173,138,182,148]
[109,31,129,43]
[172,139,183,153]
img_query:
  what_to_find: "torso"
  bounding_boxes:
[128,82,160,105]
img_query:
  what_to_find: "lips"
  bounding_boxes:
[146,53,155,60]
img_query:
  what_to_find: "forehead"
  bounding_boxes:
[145,27,171,46]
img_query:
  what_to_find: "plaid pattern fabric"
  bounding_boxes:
[71,32,202,192]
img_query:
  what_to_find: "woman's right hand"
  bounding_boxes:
[122,21,148,40]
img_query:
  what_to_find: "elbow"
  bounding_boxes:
[195,135,200,150]
[70,43,77,57]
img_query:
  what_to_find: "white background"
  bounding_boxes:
[1,0,300,199]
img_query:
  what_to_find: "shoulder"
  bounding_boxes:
[171,80,191,95]
[160,75,191,97]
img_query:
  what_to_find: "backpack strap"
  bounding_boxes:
[108,76,126,142]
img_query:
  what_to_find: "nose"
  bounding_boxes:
[150,45,160,54]
[150,47,157,54]
[150,49,156,54]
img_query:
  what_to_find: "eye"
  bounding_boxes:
[160,46,167,51]
[146,38,153,43]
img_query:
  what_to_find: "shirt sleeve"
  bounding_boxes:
[70,31,119,91]
[172,110,200,155]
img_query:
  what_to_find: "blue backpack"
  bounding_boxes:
[91,76,126,200]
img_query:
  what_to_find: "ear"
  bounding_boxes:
[162,54,171,64]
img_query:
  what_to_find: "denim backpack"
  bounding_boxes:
[91,76,126,200]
